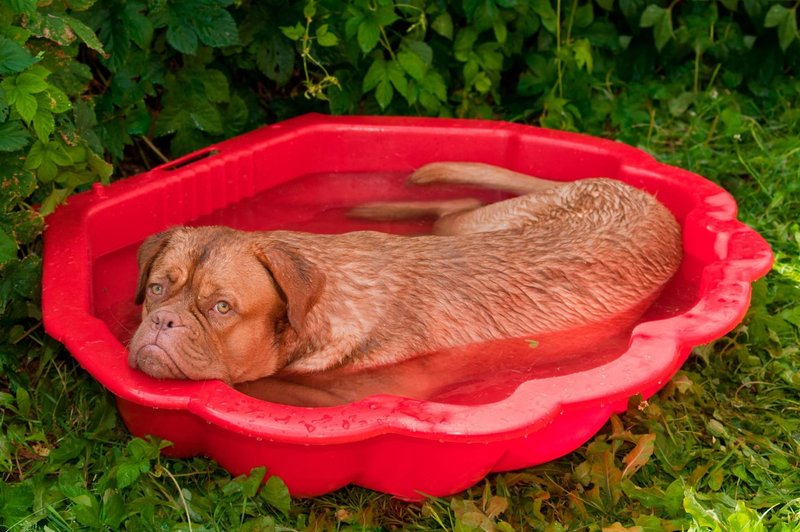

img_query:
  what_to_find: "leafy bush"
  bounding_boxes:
[1,0,799,528]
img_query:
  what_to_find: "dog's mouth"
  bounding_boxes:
[130,344,189,380]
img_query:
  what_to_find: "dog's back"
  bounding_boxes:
[281,163,683,373]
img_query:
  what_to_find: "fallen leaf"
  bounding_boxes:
[621,434,656,479]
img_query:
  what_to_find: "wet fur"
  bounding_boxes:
[128,162,683,384]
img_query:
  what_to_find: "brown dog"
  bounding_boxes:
[128,162,682,385]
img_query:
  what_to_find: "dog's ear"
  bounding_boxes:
[134,228,180,305]
[255,242,326,334]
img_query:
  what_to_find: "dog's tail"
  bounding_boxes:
[408,162,564,195]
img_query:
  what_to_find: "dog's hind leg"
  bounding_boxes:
[350,162,572,236]
[348,198,483,221]
[409,162,564,195]
[405,162,573,236]
[431,193,565,235]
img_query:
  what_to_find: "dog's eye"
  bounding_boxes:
[214,301,232,314]
[149,283,163,296]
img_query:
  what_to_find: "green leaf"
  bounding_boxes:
[597,0,614,11]
[32,108,55,142]
[652,8,674,50]
[668,92,695,116]
[473,71,492,93]
[683,488,722,529]
[397,48,427,82]
[240,517,277,531]
[620,480,669,510]
[260,476,290,517]
[223,467,266,498]
[100,491,125,528]
[423,70,447,101]
[375,79,393,109]
[166,22,198,54]
[14,387,30,416]
[316,25,339,47]
[127,437,163,461]
[303,1,316,19]
[124,104,151,136]
[0,121,30,151]
[202,69,230,103]
[573,39,593,73]
[727,502,765,532]
[6,0,36,15]
[640,4,666,28]
[375,5,399,26]
[48,434,88,465]
[477,43,503,71]
[778,8,797,51]
[654,22,673,52]
[15,91,38,122]
[27,12,73,46]
[343,7,363,39]
[357,17,380,53]
[188,96,223,134]
[16,72,49,94]
[257,33,294,85]
[42,86,71,113]
[531,0,557,34]
[39,186,69,216]
[73,494,102,527]
[153,101,188,137]
[418,90,439,113]
[67,0,98,10]
[191,4,239,48]
[432,12,454,39]
[63,14,107,54]
[362,58,386,92]
[0,230,18,266]
[24,141,44,169]
[115,462,143,489]
[454,27,478,60]
[0,37,37,74]
[124,3,154,49]
[87,151,113,183]
[46,141,74,166]
[39,159,57,181]
[406,40,433,65]
[764,5,789,28]
[493,19,507,44]
[387,60,408,99]
[280,23,304,41]
[573,2,594,28]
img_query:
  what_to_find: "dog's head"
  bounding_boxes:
[128,226,325,383]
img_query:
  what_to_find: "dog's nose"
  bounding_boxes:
[150,310,183,330]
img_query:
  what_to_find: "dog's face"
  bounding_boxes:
[128,227,324,383]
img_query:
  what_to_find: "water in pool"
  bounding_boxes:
[93,170,699,407]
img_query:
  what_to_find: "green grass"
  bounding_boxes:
[2,89,800,531]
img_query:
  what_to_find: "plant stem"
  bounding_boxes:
[565,0,578,44]
[379,26,397,60]
[556,0,563,99]
[156,464,194,531]
[141,135,169,164]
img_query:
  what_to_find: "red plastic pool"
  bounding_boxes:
[42,114,772,500]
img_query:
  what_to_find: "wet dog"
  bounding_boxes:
[128,162,682,385]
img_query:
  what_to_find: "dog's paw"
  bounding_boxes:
[406,163,455,186]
